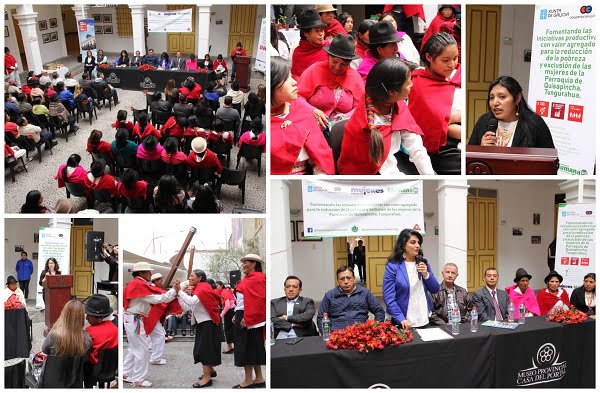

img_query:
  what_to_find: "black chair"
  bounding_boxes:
[33,355,85,388]
[145,93,154,113]
[115,154,137,176]
[232,102,242,117]
[33,113,53,135]
[49,115,71,142]
[208,139,232,168]
[5,155,27,182]
[90,188,118,213]
[138,158,165,180]
[152,110,172,129]
[217,168,246,204]
[122,196,151,213]
[91,151,116,174]
[132,109,148,125]
[32,138,53,163]
[208,99,220,113]
[165,162,189,184]
[76,101,97,125]
[65,181,93,209]
[61,100,77,118]
[330,118,348,175]
[95,85,114,111]
[83,348,118,388]
[236,143,263,177]
[190,167,217,189]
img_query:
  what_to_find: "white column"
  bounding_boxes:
[129,5,146,55]
[559,180,596,204]
[270,180,294,299]
[71,4,90,21]
[436,179,469,288]
[48,217,73,230]
[14,5,44,73]
[196,5,211,57]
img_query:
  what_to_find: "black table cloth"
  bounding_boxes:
[5,308,32,360]
[5,359,26,388]
[271,317,595,388]
[103,67,216,91]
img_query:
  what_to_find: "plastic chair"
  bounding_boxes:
[90,188,118,213]
[217,168,246,204]
[36,355,85,388]
[208,139,232,168]
[152,110,172,129]
[115,154,137,176]
[190,167,217,189]
[165,162,189,184]
[5,155,28,182]
[138,158,165,180]
[236,143,263,177]
[65,181,93,209]
[84,347,118,388]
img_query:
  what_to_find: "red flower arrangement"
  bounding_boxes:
[546,307,588,324]
[138,64,156,71]
[4,295,24,310]
[196,68,209,74]
[326,320,413,352]
[98,64,109,69]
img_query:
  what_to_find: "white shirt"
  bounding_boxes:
[234,292,244,311]
[404,261,429,327]
[397,34,420,65]
[177,290,211,324]
[125,277,176,316]
[4,287,26,306]
[276,297,298,339]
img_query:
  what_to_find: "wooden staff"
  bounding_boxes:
[187,245,195,278]
[163,227,197,288]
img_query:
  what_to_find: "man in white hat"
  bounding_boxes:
[123,262,181,388]
[147,273,173,365]
[186,136,223,175]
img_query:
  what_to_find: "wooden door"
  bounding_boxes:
[466,6,501,139]
[467,193,497,291]
[70,226,93,299]
[228,5,256,56]
[10,9,27,70]
[167,5,196,54]
[365,236,396,296]
[332,237,350,284]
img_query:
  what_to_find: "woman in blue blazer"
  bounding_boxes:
[383,229,440,329]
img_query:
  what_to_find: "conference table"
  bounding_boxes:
[102,67,216,91]
[271,317,594,388]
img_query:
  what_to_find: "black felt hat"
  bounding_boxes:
[84,294,113,317]
[544,270,563,284]
[514,268,532,283]
[324,34,359,60]
[298,9,327,30]
[367,21,400,45]
[6,275,17,285]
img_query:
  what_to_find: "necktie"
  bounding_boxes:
[491,290,503,321]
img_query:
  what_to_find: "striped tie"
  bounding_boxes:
[491,290,503,321]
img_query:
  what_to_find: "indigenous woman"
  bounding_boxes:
[270,56,334,175]
[537,271,571,315]
[291,9,329,80]
[337,57,434,175]
[85,159,118,196]
[356,21,401,83]
[378,12,420,65]
[420,5,456,50]
[409,32,461,174]
[354,19,375,59]
[505,268,541,318]
[87,129,114,159]
[55,153,88,192]
[468,76,555,148]
[298,34,363,128]
[337,12,355,38]
[316,5,346,41]
[570,273,596,316]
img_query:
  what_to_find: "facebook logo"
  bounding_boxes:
[307,228,313,233]
[540,9,548,19]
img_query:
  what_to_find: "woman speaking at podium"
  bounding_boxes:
[468,76,554,148]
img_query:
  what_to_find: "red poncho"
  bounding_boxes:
[5,121,19,137]
[123,277,167,311]
[291,39,329,80]
[159,116,184,139]
[337,94,423,174]
[186,150,223,173]
[537,288,571,315]
[111,120,134,133]
[133,123,161,140]
[117,180,148,200]
[355,39,368,59]
[179,83,202,101]
[236,272,266,326]
[84,173,118,196]
[408,65,460,153]
[55,164,89,189]
[144,285,183,334]
[270,100,334,175]
[325,19,347,39]
[420,10,456,50]
[383,5,426,21]
[86,140,114,158]
[238,132,266,153]
[192,281,221,325]
[85,321,118,365]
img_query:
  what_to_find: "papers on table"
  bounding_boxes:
[416,327,454,341]
[481,320,519,329]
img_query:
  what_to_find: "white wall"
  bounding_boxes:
[498,5,535,100]
[469,180,561,291]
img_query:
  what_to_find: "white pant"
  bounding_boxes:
[123,313,151,383]
[149,322,166,362]
[7,70,21,87]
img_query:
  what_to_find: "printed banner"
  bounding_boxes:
[554,203,595,295]
[36,227,71,309]
[147,9,193,33]
[302,180,424,237]
[255,17,267,73]
[528,5,596,175]
[77,18,97,59]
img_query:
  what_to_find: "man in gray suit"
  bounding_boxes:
[271,276,319,338]
[472,267,510,321]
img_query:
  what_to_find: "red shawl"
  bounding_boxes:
[220,288,236,304]
[85,173,117,196]
[355,39,368,59]
[298,60,364,106]
[186,150,223,173]
[383,5,426,21]
[325,19,347,39]
[117,180,148,200]
[193,281,221,325]
[337,94,423,174]
[133,123,161,140]
[291,39,329,80]
[159,116,184,139]
[236,272,266,326]
[270,100,334,175]
[505,284,541,318]
[206,130,234,145]
[144,285,183,334]
[408,65,460,153]
[421,11,456,50]
[179,83,202,100]
[86,140,114,158]
[183,127,209,138]
[111,120,134,133]
[537,288,571,315]
[238,132,266,153]
[123,277,166,310]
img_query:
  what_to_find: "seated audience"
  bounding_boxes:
[429,262,471,325]
[216,96,241,138]
[83,294,118,366]
[420,5,456,50]
[316,5,347,42]
[111,128,139,159]
[378,12,420,64]
[226,81,244,114]
[137,135,164,161]
[472,268,510,321]
[537,271,571,315]
[153,174,186,213]
[188,184,223,213]
[117,169,148,201]
[42,300,92,356]
[150,91,170,113]
[173,94,194,121]
[207,118,234,146]
[112,109,134,136]
[186,137,223,175]
[86,129,114,158]
[63,72,79,87]
[55,153,88,191]
[161,137,188,164]
[49,94,78,134]
[17,93,33,115]
[164,79,179,105]
[16,116,54,148]
[271,276,318,338]
[179,78,202,104]
[238,117,266,153]
[356,21,401,83]
[4,276,26,306]
[213,54,227,76]
[31,97,48,118]
[133,112,161,141]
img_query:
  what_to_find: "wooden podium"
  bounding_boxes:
[233,55,251,92]
[466,145,559,175]
[44,275,73,330]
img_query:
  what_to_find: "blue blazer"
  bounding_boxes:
[382,260,440,324]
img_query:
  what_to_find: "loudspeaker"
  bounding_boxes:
[229,270,241,288]
[86,231,105,262]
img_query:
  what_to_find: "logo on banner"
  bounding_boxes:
[581,258,590,266]
[560,257,569,265]
[580,5,592,14]
[551,103,565,119]
[567,105,584,123]
[586,210,593,215]
[570,257,579,265]
[352,226,358,232]
[307,186,313,192]
[540,9,548,19]
[412,224,422,231]
[516,343,567,386]
[307,227,313,234]
[536,101,550,117]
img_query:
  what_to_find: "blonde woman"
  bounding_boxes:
[41,300,91,356]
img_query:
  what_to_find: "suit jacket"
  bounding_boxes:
[468,112,555,148]
[171,57,185,70]
[353,246,366,265]
[570,286,595,315]
[472,286,510,321]
[131,56,142,67]
[271,296,318,337]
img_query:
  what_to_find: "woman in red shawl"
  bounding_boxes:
[55,153,89,194]
[271,56,334,175]
[337,57,434,175]
[505,268,541,319]
[232,254,266,389]
[537,271,571,315]
[316,5,347,42]
[355,19,375,59]
[291,9,329,80]
[298,34,363,129]
[420,5,456,50]
[85,159,118,196]
[408,32,461,175]
[86,129,114,159]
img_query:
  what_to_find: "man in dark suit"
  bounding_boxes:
[130,50,142,67]
[271,276,318,338]
[353,240,366,282]
[171,51,185,70]
[472,267,510,321]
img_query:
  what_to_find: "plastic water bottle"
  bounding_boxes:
[322,313,331,341]
[507,302,515,322]
[451,306,460,335]
[470,307,478,332]
[447,293,455,325]
[518,303,526,324]
[270,323,276,345]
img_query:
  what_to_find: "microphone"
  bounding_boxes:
[416,250,428,280]
[487,117,498,135]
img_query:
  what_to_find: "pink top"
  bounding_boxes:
[185,59,198,71]
[505,284,541,319]
[137,144,164,161]
[305,86,356,119]
[161,150,188,165]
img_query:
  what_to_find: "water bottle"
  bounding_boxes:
[447,293,455,325]
[470,307,478,332]
[518,303,526,324]
[270,323,276,346]
[322,313,331,341]
[507,302,515,322]
[451,306,460,335]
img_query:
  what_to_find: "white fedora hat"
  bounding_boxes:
[132,262,154,272]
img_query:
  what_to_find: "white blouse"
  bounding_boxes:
[404,261,429,327]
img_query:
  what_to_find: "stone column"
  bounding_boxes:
[13,5,44,73]
[71,4,90,21]
[559,180,595,204]
[437,179,470,288]
[196,5,211,58]
[271,180,294,299]
[129,5,147,55]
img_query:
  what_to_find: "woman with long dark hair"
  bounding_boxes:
[337,12,355,38]
[85,159,118,196]
[55,153,88,192]
[153,174,186,213]
[39,258,62,304]
[115,50,130,67]
[356,21,401,83]
[20,190,52,213]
